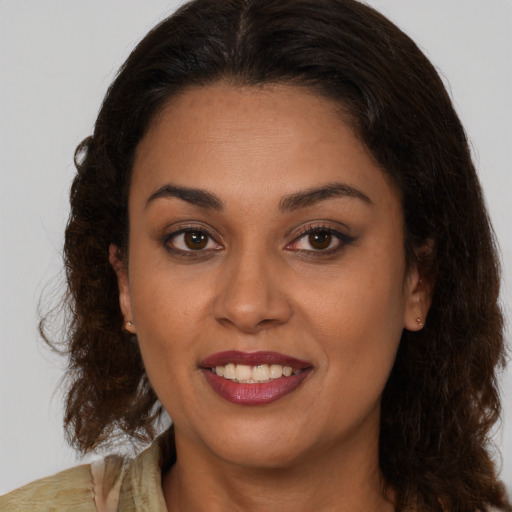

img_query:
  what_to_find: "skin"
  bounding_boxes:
[111,83,430,512]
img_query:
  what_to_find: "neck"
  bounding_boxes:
[162,426,394,512]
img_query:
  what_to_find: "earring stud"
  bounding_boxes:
[416,317,423,328]
[124,320,136,333]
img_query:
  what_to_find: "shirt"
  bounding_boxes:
[0,430,175,512]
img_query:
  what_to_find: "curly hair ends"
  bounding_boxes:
[61,137,161,451]
[48,0,510,509]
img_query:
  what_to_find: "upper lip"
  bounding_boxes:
[200,350,312,370]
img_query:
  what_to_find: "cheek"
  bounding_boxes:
[127,229,213,329]
[125,245,214,384]
[299,250,406,332]
[295,277,404,435]
[296,251,406,383]
[126,269,210,425]
[130,271,211,350]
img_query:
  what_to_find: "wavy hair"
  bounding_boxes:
[47,0,510,509]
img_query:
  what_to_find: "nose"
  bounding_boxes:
[212,250,293,334]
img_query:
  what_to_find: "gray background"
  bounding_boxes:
[1,0,511,494]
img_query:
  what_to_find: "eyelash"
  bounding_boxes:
[286,223,354,256]
[162,223,354,259]
[162,225,222,258]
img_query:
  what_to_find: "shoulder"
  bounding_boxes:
[0,430,174,512]
[0,454,129,512]
[0,463,97,512]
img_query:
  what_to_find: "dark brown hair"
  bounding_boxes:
[51,0,510,509]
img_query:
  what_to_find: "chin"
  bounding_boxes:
[186,414,315,469]
[214,438,309,470]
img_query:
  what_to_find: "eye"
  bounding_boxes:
[164,227,222,254]
[305,231,334,250]
[287,225,353,254]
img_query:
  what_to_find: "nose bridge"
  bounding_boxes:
[213,242,292,332]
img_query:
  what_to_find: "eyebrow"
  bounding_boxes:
[278,182,372,212]
[145,184,223,210]
[145,181,371,212]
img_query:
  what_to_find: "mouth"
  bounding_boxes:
[200,351,312,405]
[210,363,302,383]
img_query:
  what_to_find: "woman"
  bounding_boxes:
[1,0,510,510]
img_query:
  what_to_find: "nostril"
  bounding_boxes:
[211,262,293,332]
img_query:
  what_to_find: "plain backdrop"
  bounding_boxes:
[1,0,511,495]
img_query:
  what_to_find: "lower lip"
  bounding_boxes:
[202,369,311,405]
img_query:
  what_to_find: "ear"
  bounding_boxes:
[109,244,135,333]
[403,256,433,332]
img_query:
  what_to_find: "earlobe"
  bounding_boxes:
[109,244,134,331]
[403,265,433,332]
[404,239,434,332]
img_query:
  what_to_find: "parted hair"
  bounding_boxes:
[49,0,510,510]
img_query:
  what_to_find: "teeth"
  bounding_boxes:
[282,366,293,377]
[211,363,300,383]
[269,364,283,379]
[223,363,236,380]
[235,364,252,381]
[252,364,270,381]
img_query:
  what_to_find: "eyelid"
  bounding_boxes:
[282,219,350,239]
[286,222,355,254]
[160,220,354,259]
[162,223,223,256]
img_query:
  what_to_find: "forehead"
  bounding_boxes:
[131,83,399,213]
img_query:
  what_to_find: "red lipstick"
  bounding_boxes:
[200,351,312,406]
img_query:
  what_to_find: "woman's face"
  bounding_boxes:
[114,83,427,468]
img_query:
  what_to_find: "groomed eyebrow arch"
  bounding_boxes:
[145,181,371,212]
[279,182,372,212]
[145,184,223,210]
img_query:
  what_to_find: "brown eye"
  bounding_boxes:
[286,225,354,255]
[164,227,221,255]
[184,231,208,249]
[308,231,332,250]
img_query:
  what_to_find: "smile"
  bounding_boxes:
[211,363,301,383]
[200,351,312,405]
